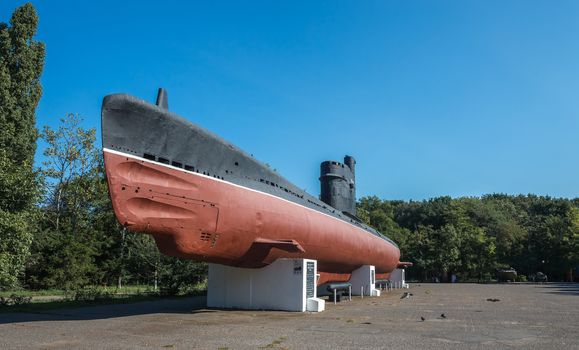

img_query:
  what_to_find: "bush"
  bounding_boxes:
[0,211,33,290]
[158,259,207,296]
[69,287,113,302]
[0,294,32,306]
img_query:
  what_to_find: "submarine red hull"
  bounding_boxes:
[104,149,400,284]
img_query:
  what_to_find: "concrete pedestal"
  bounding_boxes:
[350,265,380,296]
[207,258,325,312]
[390,268,408,288]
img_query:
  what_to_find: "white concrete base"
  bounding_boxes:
[306,297,325,312]
[390,268,407,289]
[350,265,380,296]
[207,258,323,312]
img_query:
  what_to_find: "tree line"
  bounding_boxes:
[1,4,577,293]
[358,195,579,282]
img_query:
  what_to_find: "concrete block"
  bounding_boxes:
[306,297,325,312]
[350,265,379,296]
[390,268,406,288]
[207,258,321,312]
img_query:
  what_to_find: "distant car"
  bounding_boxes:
[497,268,517,282]
[534,272,548,283]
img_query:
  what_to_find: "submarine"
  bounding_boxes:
[102,89,404,285]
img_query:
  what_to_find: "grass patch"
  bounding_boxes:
[0,285,155,298]
[0,289,66,298]
[0,294,173,313]
[0,283,207,313]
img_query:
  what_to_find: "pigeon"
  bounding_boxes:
[401,292,411,299]
[420,317,425,322]
[440,313,446,319]
[486,298,500,302]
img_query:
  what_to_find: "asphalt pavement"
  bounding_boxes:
[0,283,577,349]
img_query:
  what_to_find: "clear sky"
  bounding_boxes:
[2,1,578,200]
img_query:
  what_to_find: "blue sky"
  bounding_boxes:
[2,1,578,200]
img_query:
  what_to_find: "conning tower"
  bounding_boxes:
[320,155,356,216]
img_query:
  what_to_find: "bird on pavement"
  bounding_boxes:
[441,313,446,319]
[420,317,425,322]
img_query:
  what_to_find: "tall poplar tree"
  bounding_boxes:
[0,3,45,289]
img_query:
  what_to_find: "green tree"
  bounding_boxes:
[358,196,410,253]
[40,114,99,231]
[0,3,44,289]
[120,233,207,294]
[0,209,33,288]
[27,114,101,289]
[569,207,579,279]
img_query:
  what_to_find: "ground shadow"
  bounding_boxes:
[537,283,579,296]
[0,296,209,324]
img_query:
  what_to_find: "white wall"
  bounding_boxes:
[350,265,379,296]
[390,268,406,286]
[207,259,322,312]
